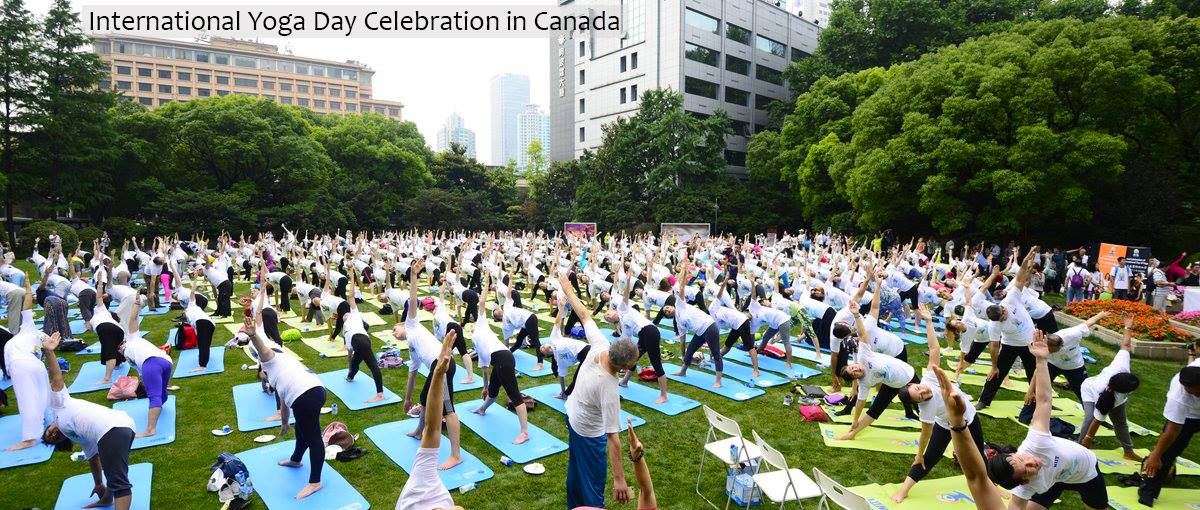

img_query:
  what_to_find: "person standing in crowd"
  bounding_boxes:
[1109,256,1131,300]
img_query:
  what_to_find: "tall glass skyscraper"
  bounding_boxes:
[490,73,531,166]
[436,112,477,159]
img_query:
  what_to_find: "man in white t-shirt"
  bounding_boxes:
[978,249,1038,409]
[1138,358,1200,506]
[1110,257,1131,300]
[559,273,638,509]
[985,332,1106,510]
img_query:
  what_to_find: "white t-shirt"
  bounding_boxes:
[1011,429,1099,500]
[394,447,455,510]
[1047,323,1089,371]
[261,353,322,407]
[123,334,171,370]
[548,328,589,378]
[855,347,915,401]
[674,290,715,335]
[342,310,369,350]
[50,388,135,460]
[1162,358,1200,425]
[184,302,211,326]
[916,370,977,430]
[863,315,904,357]
[750,299,791,332]
[1080,350,1131,419]
[500,302,534,340]
[617,300,652,339]
[406,316,440,371]
[565,321,620,438]
[1110,266,1130,290]
[992,291,1035,346]
[471,317,507,367]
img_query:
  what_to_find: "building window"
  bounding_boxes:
[137,67,151,77]
[115,81,131,90]
[726,23,751,45]
[314,86,326,96]
[631,52,638,69]
[579,127,585,142]
[234,56,256,68]
[158,84,172,93]
[685,42,720,67]
[137,82,151,92]
[197,74,210,83]
[622,0,646,46]
[234,77,258,87]
[262,81,275,90]
[195,51,210,63]
[314,100,326,108]
[197,88,211,97]
[579,40,585,57]
[216,75,229,85]
[361,92,370,99]
[620,88,627,104]
[731,120,750,137]
[329,88,340,97]
[263,94,275,101]
[280,83,293,92]
[754,94,774,110]
[620,56,627,72]
[631,84,638,101]
[756,35,786,58]
[177,71,191,81]
[725,87,749,106]
[345,90,356,99]
[579,98,585,113]
[214,54,229,65]
[217,89,230,96]
[578,69,585,85]
[346,103,355,111]
[791,47,811,62]
[158,98,172,105]
[280,96,292,104]
[389,107,400,116]
[178,86,192,96]
[756,65,784,85]
[298,97,310,106]
[684,76,719,99]
[157,69,171,79]
[725,149,747,167]
[116,65,131,75]
[375,106,384,114]
[138,97,153,106]
[298,84,310,93]
[726,55,751,76]
[330,101,341,110]
[685,8,720,35]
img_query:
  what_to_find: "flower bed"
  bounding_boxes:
[1065,300,1192,343]
[1175,310,1200,328]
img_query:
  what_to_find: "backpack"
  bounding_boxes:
[761,345,786,359]
[637,367,659,381]
[1069,269,1085,289]
[798,405,830,422]
[506,394,536,412]
[107,375,139,400]
[322,422,354,450]
[58,339,86,353]
[379,350,405,368]
[175,323,197,350]
[209,452,255,507]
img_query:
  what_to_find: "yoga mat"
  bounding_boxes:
[371,331,407,349]
[241,344,303,363]
[660,362,765,401]
[113,396,176,449]
[317,369,399,410]
[67,361,129,393]
[172,346,225,378]
[212,315,235,325]
[454,399,568,463]
[724,348,821,380]
[943,347,991,361]
[1107,486,1200,510]
[364,419,494,491]
[710,359,790,388]
[238,440,369,510]
[54,463,153,510]
[617,381,700,416]
[956,373,1030,393]
[280,315,313,330]
[1008,416,1114,437]
[896,330,929,345]
[787,345,832,367]
[301,337,348,357]
[849,475,1013,510]
[418,363,484,391]
[975,400,1027,420]
[0,415,54,469]
[1058,401,1154,435]
[222,322,246,337]
[513,349,552,377]
[359,312,388,327]
[232,382,294,432]
[0,377,9,391]
[827,407,923,430]
[138,305,170,316]
[78,341,102,355]
[69,319,86,335]
[817,423,950,457]
[523,383,645,430]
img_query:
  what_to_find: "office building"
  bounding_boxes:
[548,0,821,174]
[490,73,531,166]
[793,0,831,27]
[436,112,478,158]
[516,104,550,171]
[89,34,404,120]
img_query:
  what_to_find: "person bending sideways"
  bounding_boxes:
[1138,356,1200,506]
[1078,317,1140,461]
[471,270,532,445]
[394,329,465,510]
[930,365,1006,510]
[986,331,1107,510]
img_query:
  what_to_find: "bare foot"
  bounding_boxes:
[294,482,322,499]
[617,380,629,388]
[712,382,722,389]
[406,430,420,439]
[751,370,760,378]
[461,377,475,384]
[533,363,543,371]
[512,432,529,445]
[190,366,206,372]
[891,492,908,503]
[265,413,281,422]
[472,407,486,415]
[5,439,36,451]
[278,459,303,468]
[654,395,668,404]
[673,370,686,377]
[1124,451,1144,461]
[366,393,385,403]
[136,429,156,438]
[438,455,463,470]
[83,496,115,508]
[96,378,110,386]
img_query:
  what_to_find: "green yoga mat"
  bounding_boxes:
[371,331,406,350]
[942,347,992,361]
[302,337,348,357]
[817,424,951,457]
[1092,448,1198,476]
[850,476,1015,510]
[827,407,923,430]
[1107,486,1200,510]
[359,312,389,327]
[956,373,1030,393]
[976,398,1082,420]
[241,344,303,362]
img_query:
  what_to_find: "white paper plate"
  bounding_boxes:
[253,434,275,443]
[324,445,343,461]
[211,428,232,436]
[167,385,181,391]
[523,463,546,475]
[320,407,332,414]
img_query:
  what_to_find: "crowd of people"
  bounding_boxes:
[0,228,1196,510]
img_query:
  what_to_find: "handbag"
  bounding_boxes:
[798,405,830,422]
[107,375,140,400]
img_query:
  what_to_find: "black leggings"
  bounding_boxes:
[509,314,543,364]
[1048,364,1087,401]
[867,373,920,420]
[347,333,383,393]
[1032,312,1060,334]
[683,323,722,371]
[215,280,233,317]
[97,322,126,366]
[812,308,836,350]
[978,343,1036,406]
[1140,417,1200,502]
[651,294,678,335]
[78,289,97,322]
[334,276,348,300]
[722,320,754,351]
[195,319,215,367]
[419,359,457,415]
[447,322,467,356]
[278,276,293,313]
[487,349,522,404]
[908,416,985,481]
[461,289,479,324]
[564,345,592,396]
[962,340,989,363]
[636,325,665,377]
[262,308,283,344]
[289,386,327,484]
[898,285,919,309]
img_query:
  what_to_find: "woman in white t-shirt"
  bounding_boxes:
[836,309,919,440]
[1078,317,1141,460]
[470,271,531,445]
[118,299,173,438]
[341,275,385,404]
[394,329,463,510]
[3,278,51,452]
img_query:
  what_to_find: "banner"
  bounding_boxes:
[563,222,596,238]
[1097,243,1152,278]
[660,223,710,241]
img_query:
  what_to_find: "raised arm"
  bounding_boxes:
[559,272,592,323]
[933,366,1005,510]
[1028,330,1052,432]
[408,257,423,322]
[41,333,66,391]
[919,304,939,368]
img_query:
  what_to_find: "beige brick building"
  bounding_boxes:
[90,34,404,120]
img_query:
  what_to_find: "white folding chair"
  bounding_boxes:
[812,468,870,510]
[751,430,822,509]
[697,405,763,510]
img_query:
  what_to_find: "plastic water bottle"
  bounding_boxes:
[331,403,339,416]
[241,363,248,371]
[500,455,513,466]
[70,451,85,461]
[222,425,232,434]
[730,444,740,463]
[459,482,476,493]
[783,393,793,406]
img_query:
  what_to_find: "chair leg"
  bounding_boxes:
[695,446,721,510]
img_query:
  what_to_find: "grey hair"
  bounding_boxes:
[608,338,640,370]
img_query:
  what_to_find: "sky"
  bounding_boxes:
[26,0,552,165]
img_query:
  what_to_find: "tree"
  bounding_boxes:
[0,0,42,245]
[524,138,547,176]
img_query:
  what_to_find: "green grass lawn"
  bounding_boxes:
[2,269,1197,510]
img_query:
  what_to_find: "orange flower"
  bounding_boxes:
[1065,300,1191,343]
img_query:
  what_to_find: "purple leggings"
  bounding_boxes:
[141,356,172,408]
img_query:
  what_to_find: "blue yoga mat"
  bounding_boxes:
[897,330,930,345]
[232,383,294,432]
[713,359,789,388]
[317,369,399,411]
[0,414,54,469]
[69,319,86,335]
[454,399,568,463]
[617,380,700,416]
[364,419,494,491]
[723,348,821,380]
[164,328,177,346]
[513,350,552,377]
[524,383,645,429]
[138,305,170,316]
[68,361,129,393]
[78,342,101,355]
[172,347,225,378]
[113,396,176,449]
[237,440,369,510]
[0,377,11,390]
[418,363,484,391]
[54,463,153,510]
[661,362,765,401]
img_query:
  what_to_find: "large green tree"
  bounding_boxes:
[0,0,42,245]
